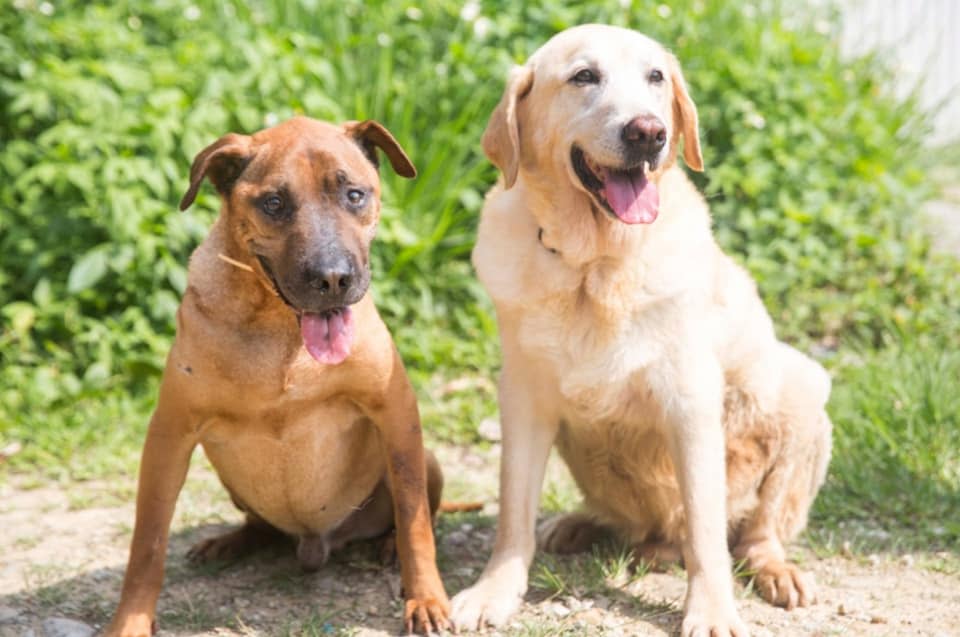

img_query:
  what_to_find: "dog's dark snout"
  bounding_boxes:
[306,257,354,296]
[622,115,667,156]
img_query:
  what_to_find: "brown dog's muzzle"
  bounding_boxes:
[300,250,365,309]
[256,241,371,367]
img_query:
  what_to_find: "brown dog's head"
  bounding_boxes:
[179,116,415,365]
[483,25,703,225]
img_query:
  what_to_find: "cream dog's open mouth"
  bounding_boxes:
[571,146,660,224]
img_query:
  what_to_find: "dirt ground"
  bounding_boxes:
[1,444,958,637]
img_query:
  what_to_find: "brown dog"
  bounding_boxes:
[103,117,450,636]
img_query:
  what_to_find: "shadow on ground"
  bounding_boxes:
[1,513,686,637]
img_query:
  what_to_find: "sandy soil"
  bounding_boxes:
[1,445,958,637]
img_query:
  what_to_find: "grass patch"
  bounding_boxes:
[530,543,642,600]
[277,609,357,637]
[813,341,960,552]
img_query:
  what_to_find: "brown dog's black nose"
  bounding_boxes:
[622,115,667,157]
[306,258,354,297]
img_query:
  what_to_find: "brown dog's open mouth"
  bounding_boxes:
[571,146,660,224]
[255,254,354,366]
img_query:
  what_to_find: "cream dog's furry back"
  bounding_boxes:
[451,24,832,637]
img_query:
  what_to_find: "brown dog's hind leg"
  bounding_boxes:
[322,448,445,569]
[187,514,287,565]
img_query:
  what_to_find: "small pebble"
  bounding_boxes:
[548,601,570,618]
[445,530,468,546]
[565,596,593,612]
[870,615,887,624]
[0,606,22,623]
[41,618,95,637]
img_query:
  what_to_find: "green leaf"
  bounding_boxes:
[67,248,109,294]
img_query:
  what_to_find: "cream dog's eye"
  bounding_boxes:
[570,68,600,85]
[648,68,664,83]
[347,189,366,206]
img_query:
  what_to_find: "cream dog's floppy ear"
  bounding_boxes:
[667,54,703,172]
[482,65,534,189]
[179,133,253,210]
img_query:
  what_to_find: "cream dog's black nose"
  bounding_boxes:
[622,115,666,156]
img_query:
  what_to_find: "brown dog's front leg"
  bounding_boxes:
[366,351,450,634]
[103,395,196,637]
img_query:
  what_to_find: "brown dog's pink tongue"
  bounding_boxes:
[300,308,354,365]
[602,169,659,224]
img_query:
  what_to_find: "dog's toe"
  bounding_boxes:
[755,561,816,609]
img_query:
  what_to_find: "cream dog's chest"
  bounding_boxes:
[515,295,669,424]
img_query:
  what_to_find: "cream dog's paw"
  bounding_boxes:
[681,602,750,637]
[450,575,524,631]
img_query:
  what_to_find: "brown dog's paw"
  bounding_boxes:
[187,530,251,565]
[187,521,285,565]
[537,512,610,554]
[101,613,154,637]
[754,560,817,610]
[404,596,452,635]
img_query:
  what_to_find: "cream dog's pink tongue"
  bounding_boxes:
[300,308,353,365]
[602,169,659,224]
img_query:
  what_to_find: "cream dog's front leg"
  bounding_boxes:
[451,364,558,630]
[652,350,750,637]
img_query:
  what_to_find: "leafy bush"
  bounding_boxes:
[1,0,957,480]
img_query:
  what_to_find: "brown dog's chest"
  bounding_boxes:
[197,396,385,536]
[170,311,388,536]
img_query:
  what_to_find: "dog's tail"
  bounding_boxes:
[438,501,484,513]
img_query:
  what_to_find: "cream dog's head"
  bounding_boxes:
[483,24,703,225]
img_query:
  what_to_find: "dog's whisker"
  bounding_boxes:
[217,252,255,273]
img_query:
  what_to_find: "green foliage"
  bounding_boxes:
[1,0,958,496]
[815,343,960,547]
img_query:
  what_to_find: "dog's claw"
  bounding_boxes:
[404,597,451,636]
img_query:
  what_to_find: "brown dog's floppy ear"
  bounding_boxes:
[179,133,253,210]
[482,65,534,189]
[667,54,703,172]
[345,120,417,179]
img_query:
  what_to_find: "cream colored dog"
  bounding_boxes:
[450,25,832,637]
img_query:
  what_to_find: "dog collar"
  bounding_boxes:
[537,227,560,255]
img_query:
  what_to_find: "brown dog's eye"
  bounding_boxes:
[570,68,600,85]
[263,194,284,216]
[648,69,664,84]
[346,188,366,207]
